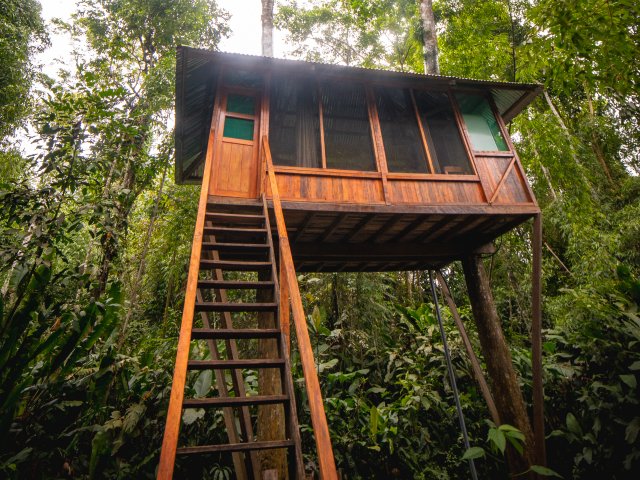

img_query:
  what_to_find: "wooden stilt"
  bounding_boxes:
[257,269,287,477]
[461,255,535,476]
[531,214,546,467]
[435,271,501,425]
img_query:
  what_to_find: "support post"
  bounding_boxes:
[531,214,546,466]
[461,255,535,475]
[263,137,338,480]
[435,271,501,425]
[257,270,287,477]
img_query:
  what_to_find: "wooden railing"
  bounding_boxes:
[157,129,216,480]
[262,136,338,480]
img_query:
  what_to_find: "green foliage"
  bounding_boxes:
[0,1,230,477]
[436,0,517,80]
[0,0,48,139]
[276,0,422,70]
[1,0,639,477]
[540,271,640,478]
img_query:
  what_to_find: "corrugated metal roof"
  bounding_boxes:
[175,46,542,184]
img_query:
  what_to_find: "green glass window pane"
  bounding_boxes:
[223,69,263,89]
[455,94,509,151]
[223,117,254,140]
[227,94,255,115]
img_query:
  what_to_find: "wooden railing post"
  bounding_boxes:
[262,137,338,480]
[157,130,216,479]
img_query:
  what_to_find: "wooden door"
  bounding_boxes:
[210,88,261,198]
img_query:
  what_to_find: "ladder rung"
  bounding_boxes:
[200,259,272,271]
[192,328,280,339]
[188,359,285,370]
[194,302,277,312]
[207,201,262,209]
[197,279,274,289]
[205,212,264,221]
[183,394,288,408]
[177,439,294,455]
[201,242,269,251]
[204,226,266,234]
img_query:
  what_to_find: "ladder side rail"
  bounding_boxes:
[262,136,338,480]
[261,195,305,479]
[157,129,216,480]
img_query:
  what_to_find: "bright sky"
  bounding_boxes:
[19,1,288,154]
[37,0,288,79]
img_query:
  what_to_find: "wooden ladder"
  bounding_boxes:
[158,128,338,479]
[158,198,305,479]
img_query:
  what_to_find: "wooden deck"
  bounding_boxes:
[209,196,537,272]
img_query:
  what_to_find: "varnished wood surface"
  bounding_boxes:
[263,137,339,480]
[157,128,216,480]
[532,214,546,466]
[264,155,532,207]
[208,193,538,272]
[210,89,260,198]
[270,172,386,204]
[474,155,530,205]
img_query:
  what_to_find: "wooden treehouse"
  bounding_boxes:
[158,47,545,479]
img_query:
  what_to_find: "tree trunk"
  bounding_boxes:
[257,270,287,478]
[117,157,169,348]
[261,0,275,57]
[419,0,439,75]
[461,255,535,476]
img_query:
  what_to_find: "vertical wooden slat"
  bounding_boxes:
[488,96,538,206]
[157,128,216,480]
[409,89,436,174]
[263,136,338,480]
[318,81,327,169]
[365,86,391,205]
[449,89,489,202]
[259,72,271,195]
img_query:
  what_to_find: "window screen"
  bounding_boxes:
[227,94,255,115]
[223,69,263,89]
[376,87,429,173]
[322,82,376,171]
[269,75,322,168]
[455,93,509,151]
[414,91,473,175]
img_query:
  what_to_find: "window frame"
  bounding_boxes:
[451,89,514,155]
[266,72,512,178]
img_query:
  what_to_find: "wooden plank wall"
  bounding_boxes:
[269,157,532,206]
[472,154,532,205]
[208,60,537,209]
